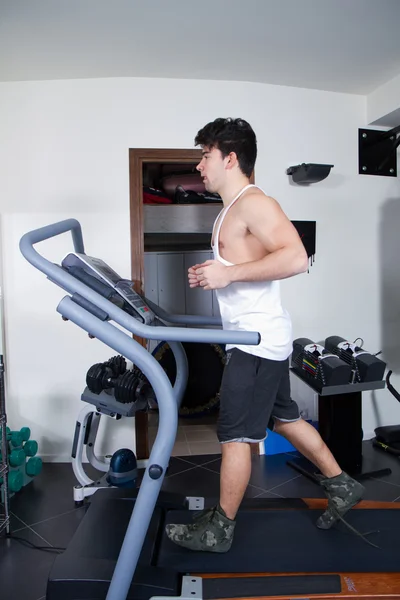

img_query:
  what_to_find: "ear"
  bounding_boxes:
[224,152,239,171]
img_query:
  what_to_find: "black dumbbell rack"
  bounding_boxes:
[0,354,10,536]
[288,367,390,482]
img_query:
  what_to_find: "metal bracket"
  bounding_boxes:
[151,576,203,600]
[359,126,400,176]
[186,496,205,510]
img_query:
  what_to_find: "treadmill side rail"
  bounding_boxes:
[151,576,202,600]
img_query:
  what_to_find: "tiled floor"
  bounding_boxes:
[1,440,400,600]
[149,412,221,456]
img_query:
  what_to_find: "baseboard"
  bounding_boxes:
[37,434,377,463]
[40,454,87,463]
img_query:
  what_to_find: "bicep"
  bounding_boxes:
[243,195,302,253]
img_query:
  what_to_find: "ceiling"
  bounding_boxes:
[1,0,400,94]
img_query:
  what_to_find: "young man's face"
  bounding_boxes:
[196,146,227,194]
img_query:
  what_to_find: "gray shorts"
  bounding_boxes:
[217,348,301,443]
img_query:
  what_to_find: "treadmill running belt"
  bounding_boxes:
[159,509,400,573]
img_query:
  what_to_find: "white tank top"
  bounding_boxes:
[212,184,293,361]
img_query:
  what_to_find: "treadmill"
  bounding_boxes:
[20,219,400,600]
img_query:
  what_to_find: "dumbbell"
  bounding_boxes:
[8,471,23,493]
[9,449,26,467]
[0,449,24,467]
[26,456,42,477]
[86,355,127,394]
[0,470,24,494]
[1,443,38,468]
[2,426,30,448]
[114,370,142,404]
[114,367,152,406]
[325,336,386,383]
[23,440,38,457]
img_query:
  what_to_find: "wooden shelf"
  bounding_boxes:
[143,203,222,207]
[144,232,211,252]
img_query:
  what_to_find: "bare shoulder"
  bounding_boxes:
[236,189,303,251]
[238,189,283,217]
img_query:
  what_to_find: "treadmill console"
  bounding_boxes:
[62,253,154,325]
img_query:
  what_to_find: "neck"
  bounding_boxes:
[218,176,251,208]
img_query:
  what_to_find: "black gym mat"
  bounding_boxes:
[159,509,400,573]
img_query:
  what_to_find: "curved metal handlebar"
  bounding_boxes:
[386,370,400,403]
[20,218,85,255]
[20,218,261,600]
[19,219,260,346]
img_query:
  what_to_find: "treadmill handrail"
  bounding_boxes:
[55,295,184,600]
[19,218,86,253]
[20,219,260,346]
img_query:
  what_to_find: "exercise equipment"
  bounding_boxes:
[106,449,138,488]
[291,337,352,388]
[291,336,387,389]
[324,336,386,383]
[72,356,151,505]
[19,219,400,600]
[86,355,152,404]
[152,341,225,417]
[86,355,127,394]
[0,424,42,503]
[289,336,389,479]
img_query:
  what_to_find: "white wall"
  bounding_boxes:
[0,77,399,461]
[367,71,400,126]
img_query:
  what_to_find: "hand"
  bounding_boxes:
[194,260,231,291]
[188,264,203,288]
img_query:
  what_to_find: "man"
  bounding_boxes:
[166,117,364,553]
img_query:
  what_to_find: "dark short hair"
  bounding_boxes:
[195,118,257,177]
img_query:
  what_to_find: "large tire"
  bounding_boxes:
[152,342,226,417]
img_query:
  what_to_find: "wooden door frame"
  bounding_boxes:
[129,148,256,459]
[129,148,202,458]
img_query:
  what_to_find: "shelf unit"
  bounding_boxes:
[129,148,255,459]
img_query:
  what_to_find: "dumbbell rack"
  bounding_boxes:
[288,367,389,481]
[0,354,10,536]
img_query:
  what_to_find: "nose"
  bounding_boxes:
[196,158,205,172]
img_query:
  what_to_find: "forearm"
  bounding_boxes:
[227,246,308,283]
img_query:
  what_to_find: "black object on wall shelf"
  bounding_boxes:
[292,221,316,269]
[287,163,334,184]
[358,126,399,177]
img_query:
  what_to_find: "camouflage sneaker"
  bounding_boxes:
[316,471,365,530]
[165,504,236,552]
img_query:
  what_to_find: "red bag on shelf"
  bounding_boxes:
[143,186,173,204]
